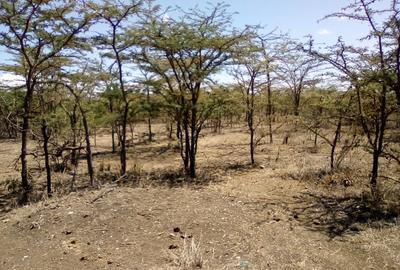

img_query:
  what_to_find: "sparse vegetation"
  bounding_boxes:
[0,0,399,269]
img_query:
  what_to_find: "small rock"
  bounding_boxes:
[107,261,113,265]
[169,244,178,249]
[80,256,88,261]
[63,229,72,235]
[173,227,180,233]
[70,240,76,244]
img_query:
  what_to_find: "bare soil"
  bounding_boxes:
[0,123,399,269]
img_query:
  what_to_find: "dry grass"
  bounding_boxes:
[0,122,399,269]
[177,237,203,269]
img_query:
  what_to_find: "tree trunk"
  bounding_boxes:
[293,90,301,116]
[370,149,379,195]
[314,133,318,147]
[148,117,153,141]
[189,150,196,178]
[370,84,388,197]
[120,104,129,175]
[176,120,181,139]
[70,105,78,167]
[81,108,95,186]
[266,70,273,143]
[146,87,153,141]
[330,118,342,170]
[41,119,52,196]
[20,85,34,194]
[183,115,190,173]
[250,126,255,165]
[189,102,197,178]
[247,78,256,165]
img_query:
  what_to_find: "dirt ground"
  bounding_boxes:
[0,123,399,269]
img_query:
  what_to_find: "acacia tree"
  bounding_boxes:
[138,71,162,141]
[58,69,97,187]
[100,83,121,153]
[59,91,83,189]
[302,90,359,171]
[0,0,92,194]
[258,33,281,143]
[36,81,61,196]
[276,41,318,116]
[90,0,142,176]
[232,38,265,165]
[138,3,251,177]
[306,0,399,196]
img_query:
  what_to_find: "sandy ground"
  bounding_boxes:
[0,123,399,269]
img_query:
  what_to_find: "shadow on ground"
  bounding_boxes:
[292,192,399,238]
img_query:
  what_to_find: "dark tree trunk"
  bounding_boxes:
[81,108,95,186]
[41,119,52,196]
[183,115,190,173]
[70,104,78,167]
[176,120,181,139]
[20,83,34,193]
[266,70,273,144]
[148,117,153,141]
[246,77,256,165]
[330,118,342,170]
[293,93,300,116]
[189,150,196,178]
[146,87,153,141]
[250,126,255,165]
[120,104,129,175]
[111,25,130,177]
[189,99,198,178]
[314,133,318,147]
[370,85,387,196]
[370,150,379,194]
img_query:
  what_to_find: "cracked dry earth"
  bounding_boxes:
[0,170,399,270]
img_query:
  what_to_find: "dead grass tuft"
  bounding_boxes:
[178,236,203,269]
